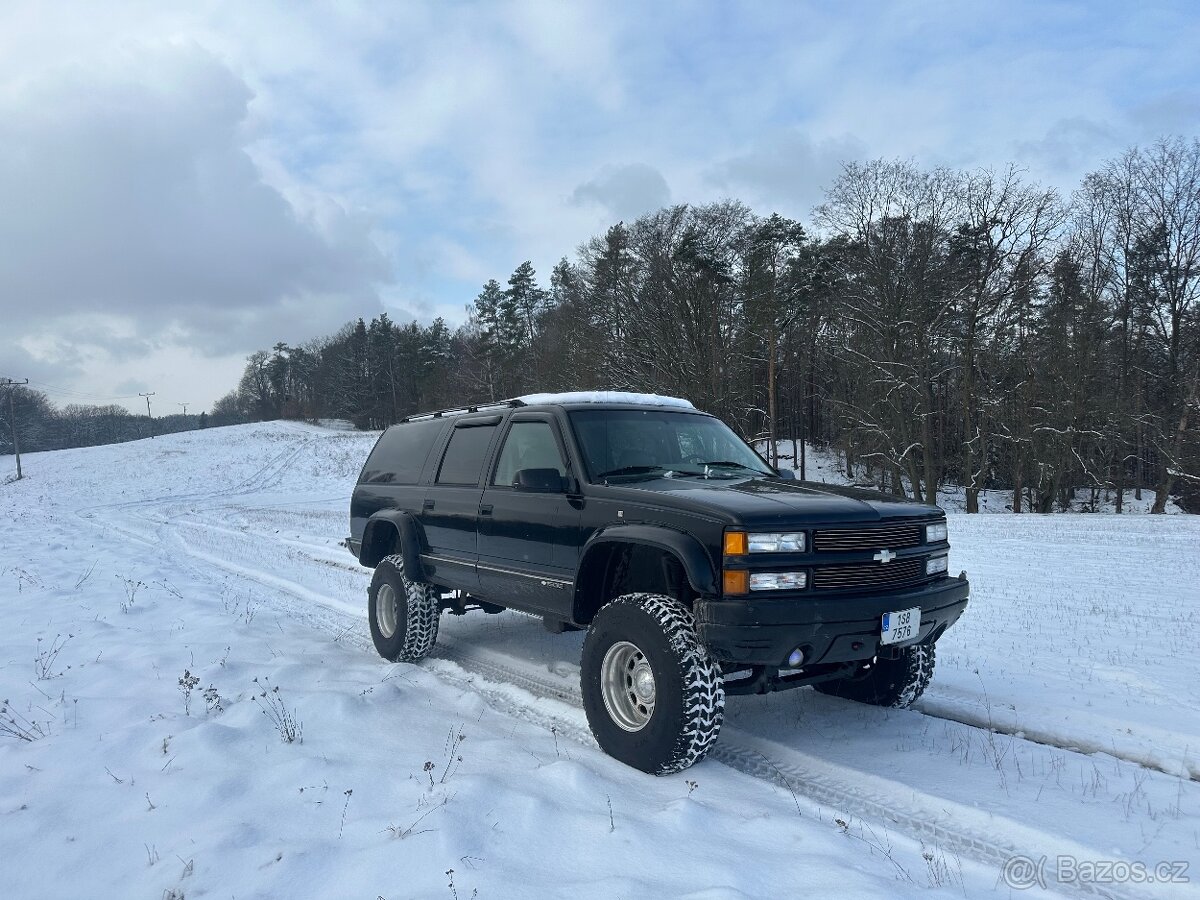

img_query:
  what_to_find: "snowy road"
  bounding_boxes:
[3,422,1199,899]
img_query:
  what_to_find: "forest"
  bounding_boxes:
[5,138,1197,512]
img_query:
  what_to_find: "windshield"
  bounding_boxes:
[569,409,775,481]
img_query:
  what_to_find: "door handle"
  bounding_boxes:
[479,504,493,516]
[422,499,435,510]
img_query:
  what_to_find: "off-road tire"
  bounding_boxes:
[368,555,440,662]
[814,642,935,708]
[581,593,725,775]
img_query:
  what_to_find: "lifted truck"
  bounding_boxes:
[348,392,969,774]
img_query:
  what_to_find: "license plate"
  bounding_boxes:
[881,607,920,645]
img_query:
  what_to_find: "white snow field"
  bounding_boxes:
[2,422,1199,900]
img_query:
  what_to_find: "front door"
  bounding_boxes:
[477,416,580,615]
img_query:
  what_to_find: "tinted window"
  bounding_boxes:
[492,421,566,486]
[436,424,498,485]
[569,409,772,479]
[360,419,445,484]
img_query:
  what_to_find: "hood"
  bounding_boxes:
[603,474,941,527]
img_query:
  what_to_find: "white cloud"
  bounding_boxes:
[572,164,672,222]
[1011,118,1124,180]
[705,132,865,220]
[1,0,1198,411]
[0,38,389,409]
[0,43,386,342]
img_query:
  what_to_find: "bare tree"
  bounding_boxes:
[816,160,965,502]
[1087,138,1200,511]
[951,166,1064,511]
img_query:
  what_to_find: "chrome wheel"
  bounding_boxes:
[377,582,398,639]
[600,640,656,732]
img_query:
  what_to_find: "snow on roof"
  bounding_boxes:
[516,391,695,409]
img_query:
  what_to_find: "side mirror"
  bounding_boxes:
[513,468,566,493]
[776,468,797,480]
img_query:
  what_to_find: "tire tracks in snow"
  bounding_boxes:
[91,502,1158,899]
[77,431,319,542]
[916,691,1200,782]
[171,505,1200,786]
[124,489,1200,788]
[68,433,1179,900]
[429,643,1154,900]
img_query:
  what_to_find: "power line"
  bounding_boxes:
[1,377,30,480]
[25,380,144,402]
[17,379,205,416]
[140,392,156,439]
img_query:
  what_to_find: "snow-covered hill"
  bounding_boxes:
[2,423,1198,899]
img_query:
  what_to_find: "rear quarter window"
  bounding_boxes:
[359,419,446,484]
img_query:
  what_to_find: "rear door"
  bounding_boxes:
[477,414,581,614]
[418,417,500,592]
[351,419,446,547]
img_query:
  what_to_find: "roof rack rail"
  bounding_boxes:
[401,397,525,423]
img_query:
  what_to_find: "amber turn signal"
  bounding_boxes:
[723,569,749,595]
[723,530,748,556]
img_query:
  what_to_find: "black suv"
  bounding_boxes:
[349,393,969,774]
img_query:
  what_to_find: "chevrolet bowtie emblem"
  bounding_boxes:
[873,549,896,564]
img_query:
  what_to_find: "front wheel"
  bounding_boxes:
[368,555,440,662]
[814,642,935,708]
[580,593,725,775]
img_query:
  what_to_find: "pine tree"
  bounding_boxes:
[472,279,508,400]
[742,213,808,465]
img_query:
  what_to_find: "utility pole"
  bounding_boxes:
[1,377,29,480]
[140,392,156,439]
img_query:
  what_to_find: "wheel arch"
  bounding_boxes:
[572,525,717,625]
[360,510,426,579]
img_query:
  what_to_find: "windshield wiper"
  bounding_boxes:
[596,465,667,479]
[697,460,767,474]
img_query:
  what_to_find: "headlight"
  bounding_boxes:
[724,531,806,555]
[926,555,949,575]
[747,532,806,553]
[749,571,807,591]
[925,521,948,543]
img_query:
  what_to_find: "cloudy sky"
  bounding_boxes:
[1,1,1197,413]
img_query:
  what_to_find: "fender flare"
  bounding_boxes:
[576,524,719,602]
[360,510,426,579]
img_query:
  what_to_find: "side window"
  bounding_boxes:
[436,425,497,485]
[360,419,445,484]
[492,421,566,486]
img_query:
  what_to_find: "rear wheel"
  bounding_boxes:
[814,642,935,708]
[581,593,724,775]
[368,555,440,662]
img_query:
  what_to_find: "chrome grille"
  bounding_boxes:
[812,557,927,592]
[812,521,923,552]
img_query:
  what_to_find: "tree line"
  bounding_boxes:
[0,388,219,461]
[7,138,1197,511]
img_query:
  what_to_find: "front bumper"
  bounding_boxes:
[695,574,969,667]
